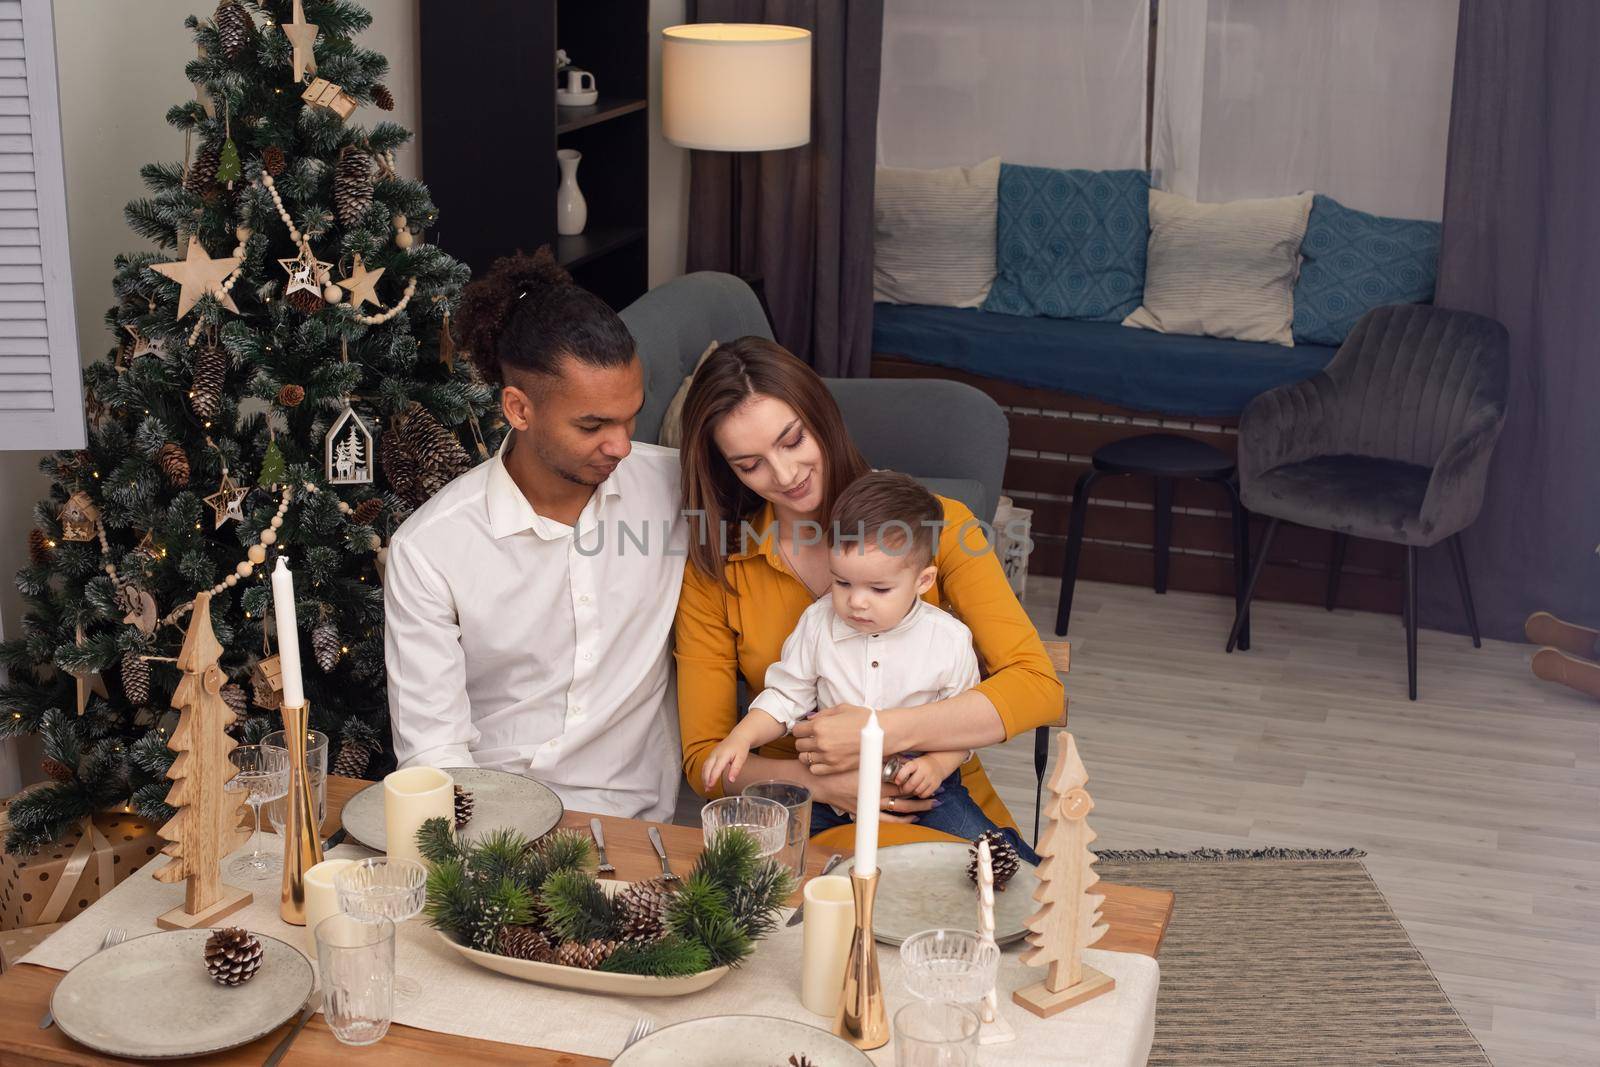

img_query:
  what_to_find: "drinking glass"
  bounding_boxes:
[316,913,394,1046]
[227,744,290,878]
[741,780,812,877]
[336,857,427,1004]
[893,1001,980,1067]
[899,928,999,1004]
[701,795,789,857]
[263,728,328,837]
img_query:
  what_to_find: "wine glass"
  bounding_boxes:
[898,928,999,1004]
[337,858,428,1004]
[227,744,290,878]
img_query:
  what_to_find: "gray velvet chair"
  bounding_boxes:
[619,271,1009,522]
[1228,304,1510,699]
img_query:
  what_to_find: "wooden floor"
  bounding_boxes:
[980,578,1598,1067]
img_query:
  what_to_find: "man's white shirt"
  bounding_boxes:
[384,437,686,821]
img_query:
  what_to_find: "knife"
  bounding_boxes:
[786,853,844,926]
[263,996,319,1067]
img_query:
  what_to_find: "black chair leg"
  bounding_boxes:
[1405,545,1419,700]
[1054,469,1100,637]
[1326,532,1348,611]
[1153,477,1173,595]
[1033,725,1049,845]
[1227,517,1279,653]
[1448,533,1482,648]
[1209,474,1251,651]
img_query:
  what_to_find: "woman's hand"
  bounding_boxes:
[791,703,875,775]
[807,770,934,824]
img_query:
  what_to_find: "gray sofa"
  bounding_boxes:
[619,272,1009,523]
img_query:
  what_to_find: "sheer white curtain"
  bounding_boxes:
[877,0,1150,170]
[1151,0,1459,219]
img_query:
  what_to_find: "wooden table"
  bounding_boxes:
[0,776,1173,1065]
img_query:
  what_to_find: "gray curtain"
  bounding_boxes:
[685,0,883,377]
[1424,0,1600,638]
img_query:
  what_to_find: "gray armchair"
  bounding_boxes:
[1228,304,1510,698]
[619,272,1008,522]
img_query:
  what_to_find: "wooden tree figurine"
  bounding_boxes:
[1013,731,1115,1017]
[153,592,253,929]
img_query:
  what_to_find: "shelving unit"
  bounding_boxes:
[420,0,649,310]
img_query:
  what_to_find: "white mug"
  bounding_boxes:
[565,68,596,94]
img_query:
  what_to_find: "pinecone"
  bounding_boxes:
[496,924,552,962]
[372,83,395,111]
[190,345,226,420]
[616,878,674,946]
[276,383,305,408]
[967,829,1022,892]
[454,785,474,828]
[554,938,617,970]
[203,927,263,986]
[311,620,340,672]
[121,650,151,705]
[27,527,52,566]
[158,442,190,487]
[394,402,471,499]
[332,738,375,779]
[261,145,287,178]
[214,0,253,60]
[286,287,325,315]
[350,497,384,527]
[334,148,374,227]
[40,757,74,784]
[184,140,221,195]
[220,683,248,717]
[379,429,424,506]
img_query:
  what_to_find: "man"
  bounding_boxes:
[384,250,684,820]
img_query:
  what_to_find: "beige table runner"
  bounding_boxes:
[25,839,1158,1066]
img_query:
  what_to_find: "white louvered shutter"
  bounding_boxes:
[0,0,81,450]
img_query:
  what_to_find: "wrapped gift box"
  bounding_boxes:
[0,921,64,973]
[0,812,163,931]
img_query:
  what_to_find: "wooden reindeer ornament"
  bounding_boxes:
[153,592,253,929]
[1013,731,1114,1017]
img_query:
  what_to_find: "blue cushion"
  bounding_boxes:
[983,166,1148,323]
[873,304,1335,418]
[1292,194,1440,346]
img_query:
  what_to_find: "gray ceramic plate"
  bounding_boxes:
[612,1015,873,1066]
[341,767,563,852]
[50,929,312,1059]
[838,842,1038,946]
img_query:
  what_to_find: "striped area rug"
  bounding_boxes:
[1094,848,1491,1066]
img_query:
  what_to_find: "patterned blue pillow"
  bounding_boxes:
[983,166,1148,322]
[1292,194,1440,346]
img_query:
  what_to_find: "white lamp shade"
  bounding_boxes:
[662,23,812,152]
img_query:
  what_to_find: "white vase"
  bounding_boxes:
[556,149,587,236]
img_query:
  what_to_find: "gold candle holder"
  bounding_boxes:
[278,701,325,925]
[833,869,888,1050]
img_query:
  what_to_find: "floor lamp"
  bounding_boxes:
[662,23,812,303]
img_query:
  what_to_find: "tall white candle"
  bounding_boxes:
[854,709,883,877]
[270,556,306,707]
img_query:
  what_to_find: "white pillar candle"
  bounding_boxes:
[270,556,306,707]
[799,874,856,1016]
[853,710,883,877]
[383,766,454,865]
[303,857,357,957]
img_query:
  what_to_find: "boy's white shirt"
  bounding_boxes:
[749,596,982,731]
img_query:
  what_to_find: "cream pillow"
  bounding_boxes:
[873,157,1000,308]
[657,340,719,448]
[1123,189,1313,346]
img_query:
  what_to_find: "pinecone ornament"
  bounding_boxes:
[496,925,552,962]
[372,83,395,111]
[554,938,617,970]
[184,140,221,195]
[394,402,471,499]
[616,878,674,946]
[27,527,52,566]
[190,345,226,420]
[334,148,374,227]
[379,429,424,506]
[220,682,248,717]
[158,442,190,487]
[332,738,376,779]
[204,927,263,986]
[261,144,287,178]
[454,785,474,828]
[214,0,253,60]
[967,829,1022,892]
[40,757,74,783]
[121,650,151,705]
[276,383,305,408]
[350,497,384,527]
[311,620,340,671]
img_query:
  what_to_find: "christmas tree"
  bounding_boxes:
[0,0,499,852]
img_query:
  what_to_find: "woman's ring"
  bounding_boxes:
[802,752,813,766]
[887,797,895,810]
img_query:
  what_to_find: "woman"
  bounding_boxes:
[674,337,1063,848]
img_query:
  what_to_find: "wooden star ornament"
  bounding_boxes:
[69,623,110,716]
[282,0,319,82]
[338,253,386,308]
[149,239,241,320]
[279,247,332,299]
[203,471,249,529]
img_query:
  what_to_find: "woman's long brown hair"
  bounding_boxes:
[679,337,870,587]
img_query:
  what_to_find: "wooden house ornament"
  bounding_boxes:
[58,491,100,542]
[301,77,358,120]
[325,405,375,485]
[250,653,284,711]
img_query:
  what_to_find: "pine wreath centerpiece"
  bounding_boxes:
[419,818,794,978]
[203,926,263,986]
[967,829,1021,892]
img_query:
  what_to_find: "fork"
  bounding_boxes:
[646,826,678,883]
[40,927,123,1029]
[622,1017,655,1051]
[590,818,615,876]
